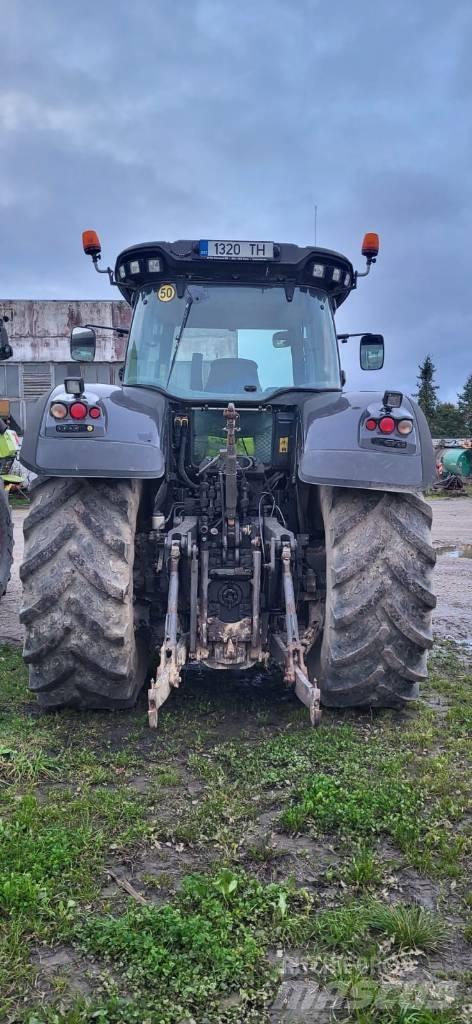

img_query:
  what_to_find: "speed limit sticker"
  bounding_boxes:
[157,284,176,302]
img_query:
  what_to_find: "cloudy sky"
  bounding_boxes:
[1,0,470,399]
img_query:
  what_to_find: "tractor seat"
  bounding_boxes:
[205,357,261,393]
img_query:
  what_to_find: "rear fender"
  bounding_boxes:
[20,385,166,478]
[298,391,435,491]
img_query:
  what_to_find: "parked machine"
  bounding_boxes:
[434,439,472,485]
[20,232,436,724]
[0,317,15,596]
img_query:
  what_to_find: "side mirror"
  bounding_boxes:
[360,334,384,371]
[70,326,96,362]
[273,331,291,349]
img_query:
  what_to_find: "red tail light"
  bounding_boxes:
[70,402,88,420]
[365,418,377,431]
[89,406,101,419]
[379,416,395,434]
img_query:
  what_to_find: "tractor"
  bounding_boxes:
[20,232,436,724]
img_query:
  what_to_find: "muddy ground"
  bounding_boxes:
[3,497,472,648]
[0,498,471,1022]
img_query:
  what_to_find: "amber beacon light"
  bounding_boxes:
[361,232,380,260]
[81,229,115,283]
[82,230,102,257]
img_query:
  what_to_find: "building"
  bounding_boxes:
[0,300,131,430]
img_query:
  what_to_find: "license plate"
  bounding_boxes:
[199,240,274,260]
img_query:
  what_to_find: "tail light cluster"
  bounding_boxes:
[365,416,413,436]
[50,401,101,421]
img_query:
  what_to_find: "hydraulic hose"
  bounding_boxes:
[178,422,197,489]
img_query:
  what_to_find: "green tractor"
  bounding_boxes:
[20,231,436,724]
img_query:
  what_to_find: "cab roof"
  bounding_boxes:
[114,239,355,307]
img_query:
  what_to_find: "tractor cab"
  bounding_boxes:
[115,238,354,402]
[76,233,383,406]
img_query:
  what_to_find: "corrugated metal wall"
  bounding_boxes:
[0,300,131,430]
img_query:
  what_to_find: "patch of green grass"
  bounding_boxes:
[299,899,444,955]
[281,769,420,841]
[445,702,472,738]
[0,745,60,783]
[365,901,447,951]
[154,766,180,786]
[67,870,311,1023]
[0,641,469,1021]
[0,783,150,918]
[204,721,360,790]
[157,783,250,851]
[308,903,372,952]
[0,645,30,707]
[325,961,462,1024]
[245,838,281,863]
[340,845,385,888]
[0,794,101,926]
[350,1006,462,1024]
[0,782,150,1017]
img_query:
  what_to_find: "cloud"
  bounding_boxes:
[0,0,471,398]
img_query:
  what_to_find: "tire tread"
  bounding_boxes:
[320,486,436,708]
[20,477,146,709]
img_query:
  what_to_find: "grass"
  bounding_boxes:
[280,768,421,838]
[0,641,470,1021]
[0,745,60,783]
[365,901,447,951]
[71,871,310,1022]
[339,845,384,887]
[343,1007,462,1024]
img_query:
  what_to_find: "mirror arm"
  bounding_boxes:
[84,323,129,337]
[337,332,369,341]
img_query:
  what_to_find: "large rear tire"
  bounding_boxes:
[320,487,436,708]
[20,477,148,709]
[0,482,13,598]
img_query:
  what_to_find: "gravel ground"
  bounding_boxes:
[430,496,472,645]
[1,507,26,646]
[1,498,471,647]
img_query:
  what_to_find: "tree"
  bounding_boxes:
[457,373,472,433]
[431,402,465,438]
[415,355,439,425]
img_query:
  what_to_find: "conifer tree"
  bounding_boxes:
[457,373,472,432]
[431,402,465,437]
[415,355,439,425]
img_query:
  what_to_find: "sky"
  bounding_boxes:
[1,0,471,400]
